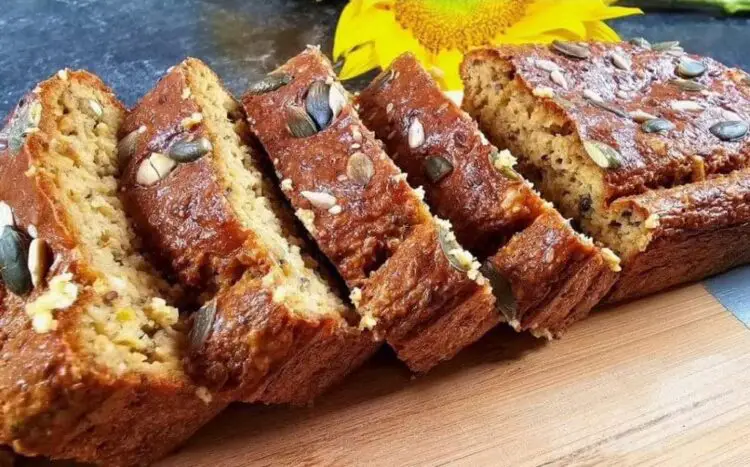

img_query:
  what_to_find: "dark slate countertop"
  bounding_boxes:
[2,0,750,115]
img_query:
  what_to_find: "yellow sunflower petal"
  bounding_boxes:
[584,21,621,42]
[339,42,379,80]
[371,12,428,68]
[429,49,464,90]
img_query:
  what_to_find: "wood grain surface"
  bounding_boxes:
[159,283,750,466]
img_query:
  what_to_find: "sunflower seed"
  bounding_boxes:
[27,225,37,238]
[346,152,374,186]
[549,70,568,89]
[118,125,146,164]
[408,117,425,149]
[583,89,603,103]
[669,78,706,92]
[189,299,217,352]
[534,59,559,72]
[0,226,32,296]
[583,140,622,169]
[652,40,680,52]
[586,95,629,118]
[629,37,651,49]
[629,110,659,123]
[670,100,703,112]
[0,202,13,228]
[27,238,50,288]
[611,53,632,71]
[82,99,103,120]
[167,137,212,163]
[616,90,630,99]
[286,106,318,138]
[709,121,749,141]
[374,68,395,91]
[642,118,675,134]
[551,40,591,59]
[676,58,707,79]
[423,156,453,183]
[479,260,516,321]
[301,190,337,210]
[305,81,333,130]
[136,152,177,186]
[246,72,293,95]
[329,82,348,119]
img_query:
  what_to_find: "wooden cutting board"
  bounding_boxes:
[159,283,750,466]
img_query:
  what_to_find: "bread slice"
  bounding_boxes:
[462,42,750,302]
[0,70,224,466]
[119,58,376,403]
[357,53,619,336]
[241,47,499,372]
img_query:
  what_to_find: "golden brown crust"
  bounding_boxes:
[119,58,377,403]
[358,54,617,336]
[0,71,226,466]
[488,212,618,335]
[242,48,499,372]
[606,169,750,302]
[463,43,750,202]
[358,53,544,256]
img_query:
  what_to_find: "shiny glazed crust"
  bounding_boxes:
[119,59,377,403]
[605,168,750,302]
[462,44,750,303]
[0,71,226,466]
[358,54,617,336]
[242,48,499,372]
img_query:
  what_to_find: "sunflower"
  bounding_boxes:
[333,0,642,90]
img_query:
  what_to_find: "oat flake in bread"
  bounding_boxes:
[357,53,619,337]
[0,70,225,466]
[242,47,499,372]
[462,41,750,302]
[119,58,377,403]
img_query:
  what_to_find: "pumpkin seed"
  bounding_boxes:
[437,223,470,272]
[423,156,453,183]
[629,37,651,49]
[5,99,42,155]
[167,137,212,163]
[0,226,32,296]
[652,40,680,52]
[305,81,333,130]
[118,125,146,164]
[489,149,521,181]
[629,110,659,123]
[136,152,177,186]
[676,58,707,79]
[301,190,337,210]
[408,117,425,148]
[346,152,374,186]
[583,140,622,169]
[189,299,217,352]
[479,261,516,321]
[709,121,748,141]
[0,202,13,228]
[551,40,590,59]
[329,82,348,119]
[27,238,50,288]
[246,72,293,95]
[669,78,706,93]
[285,106,318,138]
[642,118,675,134]
[611,53,632,71]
